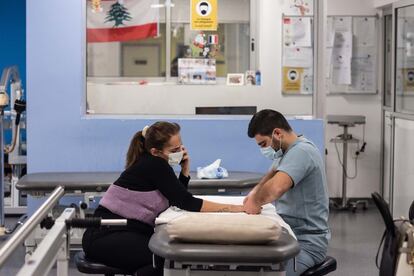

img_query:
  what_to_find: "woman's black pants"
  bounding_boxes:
[82,228,164,276]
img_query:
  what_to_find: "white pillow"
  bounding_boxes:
[166,213,282,245]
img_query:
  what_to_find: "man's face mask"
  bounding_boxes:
[260,131,283,161]
[167,151,184,166]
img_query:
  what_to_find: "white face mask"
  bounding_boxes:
[260,134,283,161]
[168,151,184,166]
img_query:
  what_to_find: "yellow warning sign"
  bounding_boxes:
[282,67,304,93]
[191,0,218,31]
[403,68,414,93]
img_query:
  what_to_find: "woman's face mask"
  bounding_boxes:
[167,151,184,166]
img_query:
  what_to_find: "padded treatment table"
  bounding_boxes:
[149,226,299,276]
[17,171,264,195]
[150,196,300,276]
[17,172,263,254]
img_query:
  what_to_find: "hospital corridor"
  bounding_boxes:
[0,0,413,276]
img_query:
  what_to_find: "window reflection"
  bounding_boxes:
[396,6,414,113]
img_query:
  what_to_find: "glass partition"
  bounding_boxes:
[87,0,251,80]
[383,1,414,214]
[84,0,316,116]
[396,5,414,113]
[170,0,250,77]
[392,117,414,217]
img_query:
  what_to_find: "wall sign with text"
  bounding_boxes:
[191,0,218,31]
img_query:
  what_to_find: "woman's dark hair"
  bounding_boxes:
[247,109,292,138]
[126,121,181,168]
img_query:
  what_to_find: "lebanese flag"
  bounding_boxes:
[87,0,159,43]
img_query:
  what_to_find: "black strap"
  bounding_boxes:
[376,229,386,269]
[65,217,102,228]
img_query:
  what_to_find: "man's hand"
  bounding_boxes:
[243,189,256,205]
[243,195,262,214]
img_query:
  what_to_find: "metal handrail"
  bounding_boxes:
[0,186,65,267]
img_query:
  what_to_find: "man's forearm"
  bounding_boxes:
[253,172,292,206]
[252,170,276,194]
[255,181,284,205]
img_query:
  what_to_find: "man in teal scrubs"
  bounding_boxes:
[244,109,330,276]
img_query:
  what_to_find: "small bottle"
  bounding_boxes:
[255,70,261,86]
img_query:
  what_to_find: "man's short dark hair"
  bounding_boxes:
[247,109,292,138]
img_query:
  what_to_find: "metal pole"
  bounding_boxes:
[342,126,348,208]
[313,0,327,119]
[0,111,4,227]
[0,186,65,267]
[17,208,75,276]
[165,0,172,82]
[101,219,127,226]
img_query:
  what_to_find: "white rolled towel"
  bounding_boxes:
[166,213,282,245]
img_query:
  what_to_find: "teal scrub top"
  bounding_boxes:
[273,136,330,258]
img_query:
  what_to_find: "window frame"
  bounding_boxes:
[82,0,323,118]
[85,0,258,83]
[394,1,414,115]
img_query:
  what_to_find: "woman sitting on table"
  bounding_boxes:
[82,121,245,276]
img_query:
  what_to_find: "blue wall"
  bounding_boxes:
[26,0,324,175]
[0,0,26,90]
[0,0,26,144]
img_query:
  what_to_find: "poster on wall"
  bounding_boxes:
[325,47,333,78]
[326,17,335,48]
[283,17,312,47]
[282,67,304,93]
[283,47,313,68]
[332,31,352,85]
[328,16,378,94]
[333,17,352,32]
[282,0,313,16]
[281,12,313,94]
[178,58,216,84]
[348,58,375,93]
[191,0,218,31]
[403,68,414,93]
[353,17,376,47]
[301,68,313,94]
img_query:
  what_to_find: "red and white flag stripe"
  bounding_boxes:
[208,34,218,44]
[87,0,159,43]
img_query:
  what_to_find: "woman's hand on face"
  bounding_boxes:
[180,146,190,176]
